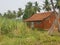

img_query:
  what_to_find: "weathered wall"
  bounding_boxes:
[34,15,56,29]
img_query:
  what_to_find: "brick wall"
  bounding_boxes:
[34,15,56,29]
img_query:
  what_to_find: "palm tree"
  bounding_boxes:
[12,10,16,18]
[7,10,12,18]
[17,8,23,17]
[23,2,33,19]
[27,2,33,9]
[34,1,41,13]
[0,13,2,16]
[4,12,6,16]
[55,0,60,32]
[7,10,16,19]
[23,1,41,19]
[48,0,60,35]
[13,10,16,15]
[43,0,51,11]
[48,0,57,35]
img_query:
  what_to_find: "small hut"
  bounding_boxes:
[24,12,56,30]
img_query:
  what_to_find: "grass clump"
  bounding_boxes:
[0,17,16,35]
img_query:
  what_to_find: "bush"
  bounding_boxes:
[1,24,10,34]
[0,18,16,35]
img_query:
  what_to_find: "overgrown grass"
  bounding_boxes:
[0,17,60,45]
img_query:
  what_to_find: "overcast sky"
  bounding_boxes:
[0,0,44,13]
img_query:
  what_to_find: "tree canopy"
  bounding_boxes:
[23,1,41,19]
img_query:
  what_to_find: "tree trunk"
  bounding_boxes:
[48,0,58,35]
[58,23,60,32]
[58,9,60,32]
[48,18,57,35]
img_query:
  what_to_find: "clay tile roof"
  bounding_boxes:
[24,11,54,22]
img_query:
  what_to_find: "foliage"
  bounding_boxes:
[23,1,41,19]
[0,17,60,45]
[0,1,60,45]
[3,10,16,19]
[0,13,2,16]
[17,8,23,17]
[34,1,41,12]
[43,0,51,11]
[3,8,23,19]
[55,0,60,9]
[0,17,16,34]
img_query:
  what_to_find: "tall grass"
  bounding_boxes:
[0,17,60,45]
[0,17,16,34]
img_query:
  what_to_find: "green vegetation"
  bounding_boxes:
[0,0,60,45]
[23,1,41,19]
[43,0,51,11]
[0,17,60,45]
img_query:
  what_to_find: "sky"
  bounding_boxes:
[0,0,44,13]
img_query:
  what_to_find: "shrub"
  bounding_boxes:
[0,18,16,35]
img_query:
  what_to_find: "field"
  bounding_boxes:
[0,17,60,45]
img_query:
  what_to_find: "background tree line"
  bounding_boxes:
[0,1,40,19]
[0,8,23,19]
[0,0,60,20]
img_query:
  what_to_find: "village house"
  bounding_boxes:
[24,11,57,30]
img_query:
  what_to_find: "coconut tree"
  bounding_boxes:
[7,10,13,18]
[48,0,57,35]
[23,2,33,19]
[17,8,23,17]
[23,1,41,19]
[6,10,16,19]
[55,0,60,32]
[34,1,41,13]
[4,12,7,17]
[48,0,60,35]
[43,0,51,11]
[0,13,2,16]
[12,10,16,18]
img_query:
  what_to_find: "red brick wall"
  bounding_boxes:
[34,15,56,29]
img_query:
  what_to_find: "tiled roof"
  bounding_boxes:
[24,11,55,22]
